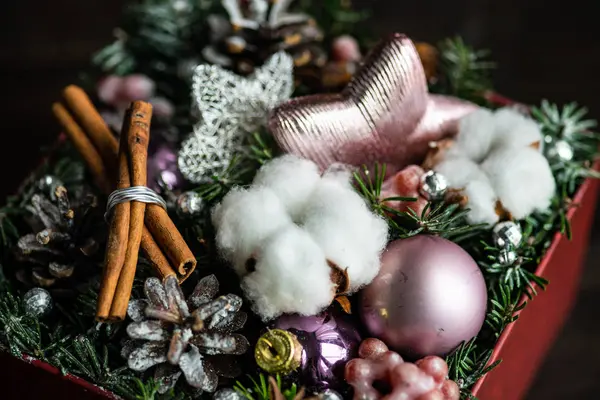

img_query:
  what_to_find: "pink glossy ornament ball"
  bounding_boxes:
[360,235,487,359]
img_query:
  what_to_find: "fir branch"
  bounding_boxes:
[532,101,600,199]
[433,37,495,103]
[484,284,526,336]
[352,164,484,240]
[480,243,548,297]
[299,0,372,44]
[235,373,298,400]
[446,339,499,400]
[93,0,216,76]
[0,290,45,359]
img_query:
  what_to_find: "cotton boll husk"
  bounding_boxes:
[434,157,499,225]
[300,173,388,291]
[212,187,292,276]
[492,108,543,149]
[241,225,334,320]
[481,146,555,219]
[452,108,495,163]
[252,155,322,220]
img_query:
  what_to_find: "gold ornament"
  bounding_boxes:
[255,329,303,375]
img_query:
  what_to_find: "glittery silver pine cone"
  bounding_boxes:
[123,275,249,394]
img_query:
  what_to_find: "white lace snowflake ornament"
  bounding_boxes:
[178,52,293,183]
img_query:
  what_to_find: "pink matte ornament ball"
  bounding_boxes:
[360,236,487,359]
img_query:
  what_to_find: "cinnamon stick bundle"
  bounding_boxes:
[52,86,197,318]
[97,102,151,321]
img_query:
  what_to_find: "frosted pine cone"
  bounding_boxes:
[123,275,250,394]
[14,185,104,290]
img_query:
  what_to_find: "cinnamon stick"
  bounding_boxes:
[62,85,119,178]
[52,103,113,194]
[141,227,177,279]
[96,114,132,321]
[144,204,196,279]
[108,102,152,321]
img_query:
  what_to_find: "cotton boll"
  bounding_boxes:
[433,156,483,188]
[252,155,321,220]
[241,225,334,320]
[492,108,543,149]
[454,108,495,163]
[212,187,291,275]
[462,179,500,225]
[301,174,388,291]
[434,156,499,225]
[481,146,555,220]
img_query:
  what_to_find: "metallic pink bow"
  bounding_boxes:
[268,33,478,173]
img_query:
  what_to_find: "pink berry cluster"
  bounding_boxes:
[97,74,174,119]
[345,338,460,400]
[380,165,429,215]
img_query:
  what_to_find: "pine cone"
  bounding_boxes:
[203,0,327,85]
[14,185,104,290]
[123,275,250,394]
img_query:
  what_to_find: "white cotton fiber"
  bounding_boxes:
[252,154,321,220]
[211,154,389,320]
[300,173,388,290]
[434,156,499,225]
[462,179,500,225]
[492,108,543,149]
[434,156,484,188]
[212,186,291,276]
[240,225,335,320]
[452,108,495,163]
[481,146,555,219]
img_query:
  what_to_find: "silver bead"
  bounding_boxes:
[492,221,522,249]
[419,171,448,201]
[315,389,344,400]
[23,288,53,317]
[547,139,574,162]
[497,248,517,266]
[213,388,244,400]
[176,191,204,217]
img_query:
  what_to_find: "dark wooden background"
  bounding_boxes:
[1,0,599,398]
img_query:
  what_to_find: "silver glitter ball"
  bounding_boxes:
[547,139,574,162]
[492,221,523,249]
[213,388,244,400]
[498,248,518,266]
[23,288,53,317]
[176,191,204,217]
[419,170,448,201]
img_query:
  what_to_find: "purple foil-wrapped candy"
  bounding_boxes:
[147,144,185,191]
[273,309,362,391]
